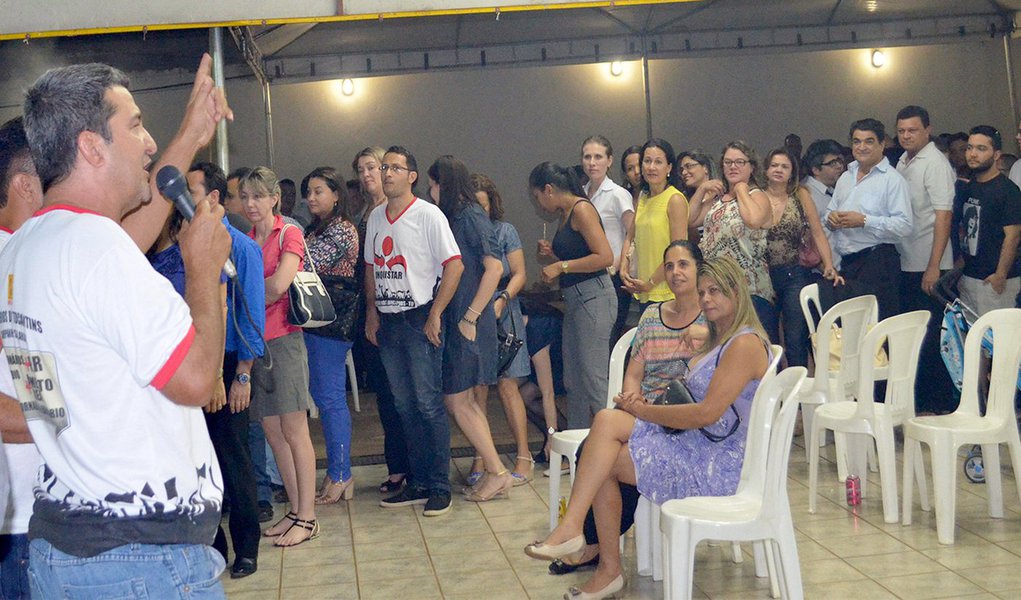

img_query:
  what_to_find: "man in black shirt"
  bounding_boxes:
[954,125,1021,316]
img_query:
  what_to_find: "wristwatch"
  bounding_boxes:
[235,372,251,385]
[561,261,570,273]
[548,426,557,437]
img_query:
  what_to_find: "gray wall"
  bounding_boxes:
[2,39,1016,278]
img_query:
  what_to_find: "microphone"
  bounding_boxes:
[156,165,237,280]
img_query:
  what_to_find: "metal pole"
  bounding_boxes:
[641,35,653,140]
[263,79,275,168]
[209,28,230,171]
[1004,33,1019,131]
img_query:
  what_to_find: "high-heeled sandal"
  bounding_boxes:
[511,455,535,487]
[262,511,297,537]
[273,517,320,547]
[465,456,484,487]
[378,475,405,494]
[464,470,512,502]
[315,477,355,505]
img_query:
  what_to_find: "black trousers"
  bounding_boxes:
[208,353,260,562]
[819,244,902,320]
[900,271,959,414]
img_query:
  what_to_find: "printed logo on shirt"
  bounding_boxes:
[6,274,12,305]
[373,235,407,274]
[7,348,69,434]
[961,198,981,257]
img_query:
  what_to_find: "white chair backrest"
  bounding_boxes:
[606,327,638,408]
[737,366,808,503]
[812,294,878,394]
[855,310,930,419]
[799,283,821,337]
[957,309,1021,420]
[736,345,784,491]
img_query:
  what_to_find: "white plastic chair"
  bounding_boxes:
[660,366,808,600]
[346,349,360,412]
[548,327,636,529]
[798,293,878,479]
[808,311,930,524]
[636,345,784,585]
[902,308,1021,545]
[307,348,360,418]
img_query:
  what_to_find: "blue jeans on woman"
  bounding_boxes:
[768,264,812,367]
[28,539,225,599]
[304,332,355,483]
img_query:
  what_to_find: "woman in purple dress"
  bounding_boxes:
[524,255,771,600]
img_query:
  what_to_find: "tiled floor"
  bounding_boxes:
[221,438,1021,599]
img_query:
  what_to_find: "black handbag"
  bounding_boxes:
[315,275,360,341]
[281,224,337,329]
[653,354,740,442]
[496,311,525,377]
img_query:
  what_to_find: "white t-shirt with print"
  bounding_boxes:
[363,198,460,313]
[0,206,222,556]
[0,227,41,535]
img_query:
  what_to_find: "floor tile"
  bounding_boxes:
[874,570,986,599]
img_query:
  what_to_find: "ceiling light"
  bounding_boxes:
[866,1,878,12]
[870,49,886,68]
[609,61,624,77]
[341,78,355,96]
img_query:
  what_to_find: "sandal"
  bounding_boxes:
[315,477,355,505]
[511,455,535,487]
[273,517,320,547]
[378,475,406,494]
[465,456,484,487]
[464,470,512,503]
[262,511,297,537]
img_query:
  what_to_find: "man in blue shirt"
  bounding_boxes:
[824,118,914,319]
[187,162,266,579]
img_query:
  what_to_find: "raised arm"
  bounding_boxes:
[123,54,233,251]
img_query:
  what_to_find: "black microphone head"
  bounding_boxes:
[156,165,187,199]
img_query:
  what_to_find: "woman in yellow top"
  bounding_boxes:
[620,138,689,307]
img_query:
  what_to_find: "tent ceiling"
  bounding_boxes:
[0,0,1015,90]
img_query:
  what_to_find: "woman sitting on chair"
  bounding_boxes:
[524,255,772,600]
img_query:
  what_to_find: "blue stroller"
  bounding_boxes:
[936,270,1021,483]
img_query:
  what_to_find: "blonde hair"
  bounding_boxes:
[239,166,281,214]
[697,256,768,355]
[351,146,386,176]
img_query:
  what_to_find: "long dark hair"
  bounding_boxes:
[304,166,350,236]
[640,138,683,193]
[528,161,586,198]
[428,155,478,218]
[620,144,643,196]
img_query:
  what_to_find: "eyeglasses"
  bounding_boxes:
[380,164,411,174]
[722,159,749,168]
[821,158,844,168]
[679,162,703,171]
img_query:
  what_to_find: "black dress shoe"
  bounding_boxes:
[548,554,599,575]
[231,557,258,579]
[257,501,274,523]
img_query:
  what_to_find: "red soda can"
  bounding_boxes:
[846,475,861,506]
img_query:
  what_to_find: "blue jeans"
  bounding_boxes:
[377,305,450,495]
[304,333,354,482]
[0,533,29,599]
[769,265,812,367]
[28,539,225,599]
